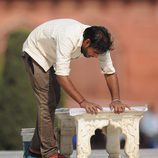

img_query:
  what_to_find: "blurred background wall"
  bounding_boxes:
[0,0,158,107]
[0,0,158,149]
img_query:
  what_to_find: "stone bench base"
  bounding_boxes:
[56,106,147,158]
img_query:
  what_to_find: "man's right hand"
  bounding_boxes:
[79,100,103,114]
[56,75,102,114]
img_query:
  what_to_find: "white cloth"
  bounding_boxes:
[23,19,115,75]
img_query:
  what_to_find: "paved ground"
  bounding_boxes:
[0,149,158,158]
[72,149,158,158]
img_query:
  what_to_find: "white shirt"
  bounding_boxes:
[22,19,115,75]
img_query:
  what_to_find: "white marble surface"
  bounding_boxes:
[69,106,148,116]
[0,149,158,158]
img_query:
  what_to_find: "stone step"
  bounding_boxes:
[71,149,158,158]
[0,149,158,158]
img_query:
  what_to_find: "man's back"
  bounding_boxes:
[23,19,88,73]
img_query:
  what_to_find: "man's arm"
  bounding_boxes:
[56,75,102,114]
[104,73,130,113]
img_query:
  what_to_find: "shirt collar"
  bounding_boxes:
[77,25,89,48]
[77,35,84,48]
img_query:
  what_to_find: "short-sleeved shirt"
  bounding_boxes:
[22,19,115,75]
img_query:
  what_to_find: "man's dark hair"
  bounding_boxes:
[83,26,113,53]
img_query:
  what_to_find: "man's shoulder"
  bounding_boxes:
[52,18,83,25]
[52,18,90,30]
[43,18,85,27]
[55,19,89,38]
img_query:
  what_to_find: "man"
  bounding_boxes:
[22,19,129,158]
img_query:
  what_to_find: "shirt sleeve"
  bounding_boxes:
[98,50,116,74]
[54,35,74,76]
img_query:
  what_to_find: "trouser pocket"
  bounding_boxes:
[22,52,34,74]
[27,56,34,74]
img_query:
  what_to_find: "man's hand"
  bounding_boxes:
[80,100,103,114]
[109,99,130,114]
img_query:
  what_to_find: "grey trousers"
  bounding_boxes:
[22,52,61,158]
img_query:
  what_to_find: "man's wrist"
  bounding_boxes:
[78,98,86,105]
[112,98,120,102]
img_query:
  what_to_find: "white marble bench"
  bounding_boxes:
[69,106,147,158]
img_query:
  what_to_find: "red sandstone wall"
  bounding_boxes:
[0,0,158,108]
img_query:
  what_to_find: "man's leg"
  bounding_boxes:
[22,53,60,158]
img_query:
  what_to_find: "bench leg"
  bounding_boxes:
[124,131,139,158]
[124,134,139,158]
[106,125,121,158]
[123,119,140,158]
[76,122,92,158]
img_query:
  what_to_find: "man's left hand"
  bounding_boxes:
[109,99,130,114]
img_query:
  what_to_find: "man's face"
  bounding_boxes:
[81,46,100,58]
[81,39,100,58]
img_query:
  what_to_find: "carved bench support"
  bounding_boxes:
[72,106,146,158]
[55,106,147,158]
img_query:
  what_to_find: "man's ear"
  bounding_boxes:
[83,39,91,48]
